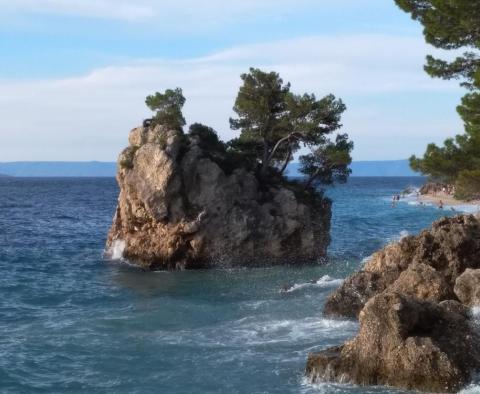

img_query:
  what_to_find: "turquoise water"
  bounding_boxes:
[0,177,464,393]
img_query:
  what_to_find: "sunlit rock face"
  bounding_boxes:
[309,215,480,393]
[106,124,331,270]
[324,215,480,318]
[455,268,480,307]
[308,292,480,393]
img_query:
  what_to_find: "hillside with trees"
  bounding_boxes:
[395,0,480,200]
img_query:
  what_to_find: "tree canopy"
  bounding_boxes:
[146,88,186,131]
[395,0,480,199]
[146,69,352,193]
[229,68,351,184]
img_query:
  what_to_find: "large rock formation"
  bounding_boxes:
[308,215,480,393]
[324,215,480,318]
[307,292,480,393]
[106,124,331,269]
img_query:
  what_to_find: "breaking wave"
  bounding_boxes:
[282,275,344,293]
[106,239,126,260]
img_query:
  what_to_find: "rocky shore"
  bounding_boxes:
[106,123,332,270]
[307,214,480,393]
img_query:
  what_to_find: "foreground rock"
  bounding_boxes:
[307,292,480,393]
[455,268,480,307]
[106,124,331,269]
[324,215,480,318]
[310,215,480,392]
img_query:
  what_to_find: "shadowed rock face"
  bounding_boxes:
[324,215,480,318]
[106,124,331,270]
[308,292,480,393]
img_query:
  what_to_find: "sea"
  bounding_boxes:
[1,177,479,394]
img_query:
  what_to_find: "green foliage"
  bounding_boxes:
[395,0,480,197]
[188,123,225,153]
[187,123,255,175]
[230,68,290,168]
[229,67,351,185]
[145,88,186,131]
[299,134,353,188]
[395,1,480,52]
[395,1,480,90]
[455,169,480,201]
[145,69,352,191]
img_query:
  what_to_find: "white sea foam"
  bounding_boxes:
[283,275,343,293]
[399,230,409,239]
[407,200,432,206]
[470,306,480,323]
[360,254,373,266]
[460,383,480,394]
[386,229,409,244]
[300,376,369,394]
[151,316,358,348]
[108,239,125,260]
[447,204,480,214]
[316,275,344,287]
[226,316,357,345]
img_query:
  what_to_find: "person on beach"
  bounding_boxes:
[438,200,444,209]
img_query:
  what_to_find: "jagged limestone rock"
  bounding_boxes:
[107,124,331,269]
[308,292,480,393]
[312,215,480,393]
[324,215,480,318]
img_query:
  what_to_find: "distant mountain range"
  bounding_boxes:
[0,161,116,177]
[0,159,420,177]
[288,159,419,177]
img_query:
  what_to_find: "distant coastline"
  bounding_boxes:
[288,159,419,177]
[0,159,420,178]
[0,161,116,177]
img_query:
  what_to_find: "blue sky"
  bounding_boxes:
[0,0,465,161]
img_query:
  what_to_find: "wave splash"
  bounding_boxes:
[106,239,126,260]
[282,275,343,293]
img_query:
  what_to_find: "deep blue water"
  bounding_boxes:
[0,177,466,393]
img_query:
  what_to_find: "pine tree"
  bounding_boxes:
[395,0,480,198]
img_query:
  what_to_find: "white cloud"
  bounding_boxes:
[0,34,464,161]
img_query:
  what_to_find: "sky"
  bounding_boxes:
[0,0,466,161]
